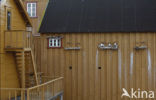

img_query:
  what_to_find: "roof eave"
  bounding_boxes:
[14,0,32,27]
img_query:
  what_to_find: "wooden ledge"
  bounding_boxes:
[5,48,31,52]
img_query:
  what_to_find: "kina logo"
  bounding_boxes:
[121,88,154,99]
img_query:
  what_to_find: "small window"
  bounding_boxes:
[27,2,37,17]
[7,11,11,30]
[48,37,62,48]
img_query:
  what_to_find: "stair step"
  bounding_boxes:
[16,65,23,67]
[16,62,23,64]
[16,60,23,62]
[15,58,23,60]
[16,55,22,58]
[16,52,23,55]
[26,73,34,75]
[16,56,23,58]
[16,61,23,63]
[25,81,31,82]
[16,66,22,69]
[25,53,30,55]
[17,69,22,72]
[17,67,22,69]
[16,55,23,57]
[17,70,22,72]
[15,50,39,87]
[16,62,22,66]
[15,55,22,57]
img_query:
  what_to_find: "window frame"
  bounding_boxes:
[6,10,11,30]
[48,37,63,48]
[26,2,37,18]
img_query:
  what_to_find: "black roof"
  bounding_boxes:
[39,0,156,33]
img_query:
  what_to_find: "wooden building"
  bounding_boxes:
[22,0,49,35]
[0,0,35,89]
[0,0,63,100]
[38,0,156,100]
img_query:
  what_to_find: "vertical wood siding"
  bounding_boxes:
[38,33,156,100]
[0,0,27,89]
[0,0,26,53]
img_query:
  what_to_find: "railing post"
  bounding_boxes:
[15,90,17,100]
[15,32,17,48]
[21,90,24,100]
[29,32,30,48]
[27,89,30,100]
[42,86,45,100]
[27,31,28,48]
[10,31,12,48]
[22,32,25,47]
[9,91,11,100]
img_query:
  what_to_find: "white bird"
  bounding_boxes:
[121,88,131,98]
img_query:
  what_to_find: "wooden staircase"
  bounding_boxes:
[4,30,39,88]
[14,50,38,88]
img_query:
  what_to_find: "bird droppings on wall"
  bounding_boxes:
[147,49,152,84]
[130,52,134,77]
[118,49,122,86]
[96,50,99,69]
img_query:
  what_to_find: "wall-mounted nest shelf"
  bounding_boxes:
[134,46,147,50]
[64,47,81,50]
[98,43,118,50]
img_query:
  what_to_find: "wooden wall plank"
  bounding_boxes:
[77,33,83,100]
[65,33,72,100]
[94,33,100,100]
[71,33,78,100]
[88,33,94,100]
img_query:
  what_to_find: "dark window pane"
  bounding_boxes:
[7,12,11,30]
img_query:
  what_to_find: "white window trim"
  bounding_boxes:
[27,2,37,17]
[49,37,62,48]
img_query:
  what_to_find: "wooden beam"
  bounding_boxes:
[5,48,24,52]
[27,90,30,100]
[21,51,25,88]
[30,50,39,85]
